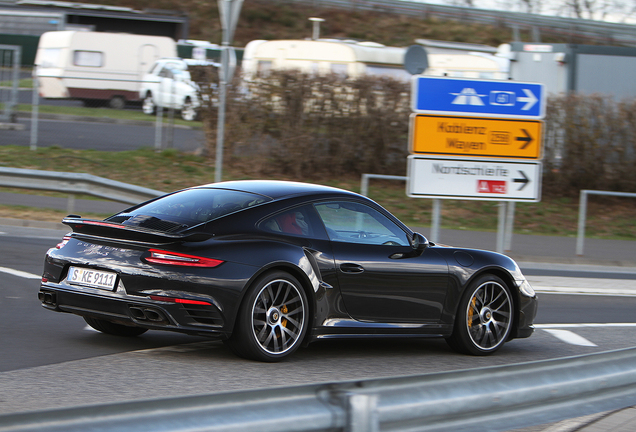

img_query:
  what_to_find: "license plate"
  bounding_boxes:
[67,266,117,290]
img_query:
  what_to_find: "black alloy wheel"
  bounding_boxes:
[446,274,513,355]
[226,271,308,362]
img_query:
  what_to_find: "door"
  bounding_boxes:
[314,201,449,323]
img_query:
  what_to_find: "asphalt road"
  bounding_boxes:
[2,224,636,417]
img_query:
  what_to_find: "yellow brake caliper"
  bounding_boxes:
[467,297,477,328]
[281,305,288,328]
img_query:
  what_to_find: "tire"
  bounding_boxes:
[446,274,513,355]
[109,96,126,110]
[226,271,309,362]
[84,316,148,337]
[180,98,199,121]
[142,93,156,115]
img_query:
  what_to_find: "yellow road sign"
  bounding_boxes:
[410,114,543,160]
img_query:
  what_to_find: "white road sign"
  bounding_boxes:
[407,156,542,201]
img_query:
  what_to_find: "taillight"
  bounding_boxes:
[149,295,212,305]
[56,234,72,249]
[144,249,224,268]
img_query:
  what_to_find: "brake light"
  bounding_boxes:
[56,234,72,249]
[149,295,212,305]
[144,249,224,268]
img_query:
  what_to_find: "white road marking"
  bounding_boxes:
[0,266,41,280]
[536,323,636,328]
[541,329,597,347]
[535,287,636,297]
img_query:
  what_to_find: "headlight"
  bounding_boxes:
[509,260,535,298]
[517,279,536,298]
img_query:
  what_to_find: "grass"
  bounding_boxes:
[1,145,635,241]
[0,78,32,88]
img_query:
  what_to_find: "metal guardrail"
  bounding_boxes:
[0,167,164,213]
[2,347,636,431]
[576,189,636,255]
[284,0,636,46]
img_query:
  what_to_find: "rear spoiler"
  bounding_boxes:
[62,217,213,244]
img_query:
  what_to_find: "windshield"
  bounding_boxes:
[106,188,271,232]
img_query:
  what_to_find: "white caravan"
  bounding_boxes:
[35,31,177,108]
[241,39,508,81]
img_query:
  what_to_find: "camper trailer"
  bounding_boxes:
[35,31,177,108]
[242,39,508,81]
[242,39,411,81]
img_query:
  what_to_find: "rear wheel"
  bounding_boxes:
[446,274,513,355]
[84,316,147,337]
[226,271,308,362]
[108,96,126,110]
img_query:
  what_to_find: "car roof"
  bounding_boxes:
[194,180,359,200]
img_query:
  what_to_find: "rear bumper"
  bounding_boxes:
[39,282,229,339]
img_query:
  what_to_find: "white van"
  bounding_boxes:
[35,31,177,108]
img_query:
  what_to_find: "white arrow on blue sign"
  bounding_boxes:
[411,76,545,119]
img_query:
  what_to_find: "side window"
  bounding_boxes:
[314,202,409,246]
[260,207,313,237]
[73,50,103,67]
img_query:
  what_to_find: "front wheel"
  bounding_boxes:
[180,98,198,121]
[84,316,148,337]
[142,93,156,115]
[226,271,309,362]
[446,274,513,355]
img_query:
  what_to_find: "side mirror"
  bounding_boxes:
[411,232,429,251]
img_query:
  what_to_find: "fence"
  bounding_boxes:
[17,73,206,153]
[576,190,636,256]
[2,346,636,431]
[0,44,20,123]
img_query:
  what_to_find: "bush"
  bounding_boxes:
[194,69,636,197]
[543,94,636,195]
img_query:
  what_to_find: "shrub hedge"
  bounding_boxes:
[193,68,636,197]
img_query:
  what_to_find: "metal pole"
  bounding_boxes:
[431,199,441,243]
[360,174,369,196]
[496,202,506,253]
[66,194,75,215]
[504,201,515,252]
[154,104,163,150]
[576,190,588,256]
[215,46,227,183]
[30,73,39,151]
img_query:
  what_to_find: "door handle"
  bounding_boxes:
[339,263,364,273]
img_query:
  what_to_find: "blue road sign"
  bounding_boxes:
[411,76,545,119]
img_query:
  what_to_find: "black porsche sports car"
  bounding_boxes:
[40,180,537,361]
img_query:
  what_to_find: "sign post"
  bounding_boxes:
[215,0,243,183]
[407,76,545,252]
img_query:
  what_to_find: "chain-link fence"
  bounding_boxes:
[5,71,207,153]
[0,44,20,124]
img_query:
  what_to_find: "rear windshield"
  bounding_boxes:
[106,188,271,232]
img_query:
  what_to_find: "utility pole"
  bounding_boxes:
[215,0,242,183]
